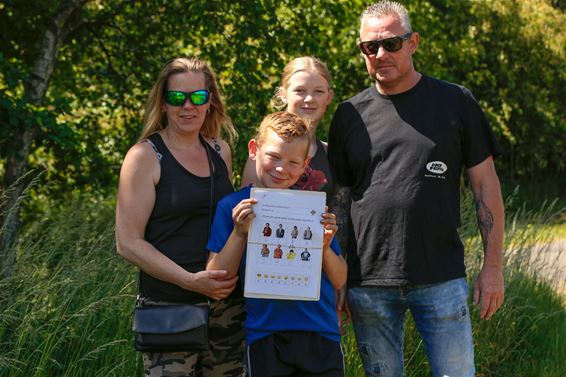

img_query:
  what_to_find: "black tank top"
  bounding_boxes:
[140,133,234,302]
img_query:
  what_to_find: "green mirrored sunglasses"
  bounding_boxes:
[164,89,210,106]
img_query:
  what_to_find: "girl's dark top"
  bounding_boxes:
[141,133,234,303]
[292,138,334,202]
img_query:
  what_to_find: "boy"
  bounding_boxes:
[207,112,347,377]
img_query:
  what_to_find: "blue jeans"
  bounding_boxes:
[348,278,475,377]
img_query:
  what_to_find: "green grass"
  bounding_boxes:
[0,196,143,376]
[0,185,565,376]
[500,176,566,214]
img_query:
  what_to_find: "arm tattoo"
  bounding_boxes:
[329,186,351,254]
[474,194,494,252]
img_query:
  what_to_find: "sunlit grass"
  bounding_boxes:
[534,221,566,240]
[0,196,144,377]
[0,186,564,376]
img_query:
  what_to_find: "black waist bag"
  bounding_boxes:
[133,302,209,352]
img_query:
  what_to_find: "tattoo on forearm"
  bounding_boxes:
[474,195,494,252]
[329,186,351,253]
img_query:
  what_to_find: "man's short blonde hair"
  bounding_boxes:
[361,1,413,34]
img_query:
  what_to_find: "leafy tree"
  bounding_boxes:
[0,0,88,275]
[0,0,564,273]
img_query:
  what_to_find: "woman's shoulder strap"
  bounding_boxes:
[142,133,163,162]
[208,137,222,155]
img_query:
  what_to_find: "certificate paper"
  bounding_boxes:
[244,188,326,301]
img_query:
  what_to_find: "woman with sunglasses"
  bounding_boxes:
[241,56,334,198]
[116,57,245,376]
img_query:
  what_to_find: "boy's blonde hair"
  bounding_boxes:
[255,112,310,156]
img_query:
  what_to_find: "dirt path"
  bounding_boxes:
[529,238,566,296]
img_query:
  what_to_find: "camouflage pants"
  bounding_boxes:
[143,297,246,377]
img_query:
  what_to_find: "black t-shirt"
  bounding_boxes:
[328,75,501,286]
[141,133,234,302]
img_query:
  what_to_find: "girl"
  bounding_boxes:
[240,56,334,199]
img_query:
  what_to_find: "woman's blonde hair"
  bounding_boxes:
[272,56,332,110]
[138,57,237,144]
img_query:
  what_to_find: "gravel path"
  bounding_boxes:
[528,238,566,295]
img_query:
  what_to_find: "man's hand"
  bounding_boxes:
[336,285,351,335]
[473,265,504,320]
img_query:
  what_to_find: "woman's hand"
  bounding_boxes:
[189,270,239,301]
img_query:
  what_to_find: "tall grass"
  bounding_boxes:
[0,187,564,376]
[0,196,142,376]
[343,188,566,377]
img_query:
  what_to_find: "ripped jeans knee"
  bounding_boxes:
[357,342,396,376]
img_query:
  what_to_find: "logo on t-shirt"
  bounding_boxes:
[425,161,447,179]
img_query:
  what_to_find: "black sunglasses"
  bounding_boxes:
[358,32,413,56]
[164,89,210,106]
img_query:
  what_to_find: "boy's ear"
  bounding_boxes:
[303,156,311,168]
[248,139,259,160]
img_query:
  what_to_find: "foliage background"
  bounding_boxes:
[0,0,565,376]
[1,0,564,203]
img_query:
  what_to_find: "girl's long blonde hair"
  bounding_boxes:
[272,56,332,110]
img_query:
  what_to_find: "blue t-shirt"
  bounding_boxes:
[207,186,341,345]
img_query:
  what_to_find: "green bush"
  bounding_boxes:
[1,0,564,200]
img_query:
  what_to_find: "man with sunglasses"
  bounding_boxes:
[328,1,505,376]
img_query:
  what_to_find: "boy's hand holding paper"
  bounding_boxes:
[232,198,257,237]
